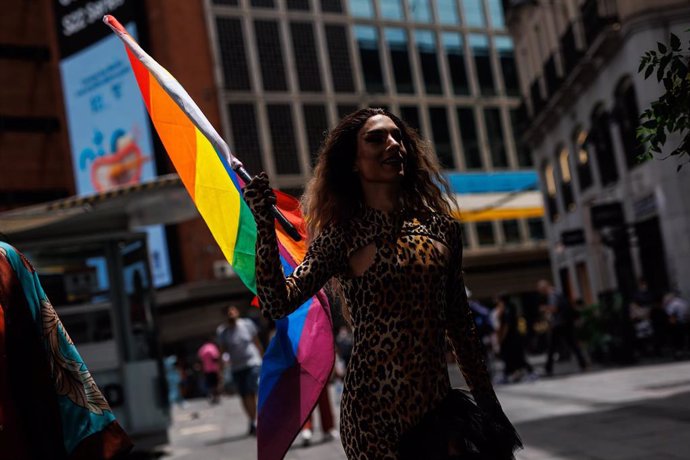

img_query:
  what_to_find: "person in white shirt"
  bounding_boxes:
[217,305,264,435]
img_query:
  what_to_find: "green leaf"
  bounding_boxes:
[658,42,667,53]
[644,65,654,79]
[670,33,681,51]
[638,60,646,73]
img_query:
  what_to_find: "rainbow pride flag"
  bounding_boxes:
[104,15,334,459]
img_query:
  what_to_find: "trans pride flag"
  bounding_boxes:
[104,15,334,459]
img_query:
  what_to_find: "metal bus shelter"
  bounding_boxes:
[0,174,196,448]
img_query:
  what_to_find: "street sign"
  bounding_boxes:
[590,201,624,229]
[561,229,586,246]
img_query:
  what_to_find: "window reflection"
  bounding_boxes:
[436,0,460,24]
[415,30,442,94]
[527,218,545,240]
[349,0,374,17]
[400,106,421,132]
[476,221,495,246]
[380,0,404,20]
[385,28,415,94]
[267,104,300,174]
[469,34,495,95]
[457,107,482,169]
[255,20,288,91]
[325,25,355,92]
[291,22,322,91]
[484,108,507,167]
[502,219,521,244]
[355,25,385,93]
[429,106,454,168]
[408,0,432,22]
[494,36,519,96]
[463,0,486,27]
[487,0,504,29]
[442,33,469,95]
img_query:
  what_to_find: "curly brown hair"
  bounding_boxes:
[302,108,454,236]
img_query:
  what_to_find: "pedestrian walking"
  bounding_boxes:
[494,295,537,383]
[537,280,588,376]
[217,305,264,436]
[197,337,221,404]
[663,292,689,359]
[244,108,521,459]
[299,385,339,446]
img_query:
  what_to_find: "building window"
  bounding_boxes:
[415,30,442,95]
[436,0,460,25]
[255,20,288,91]
[469,34,495,95]
[590,104,619,186]
[510,107,533,167]
[527,218,545,241]
[337,104,359,119]
[428,106,454,169]
[216,18,251,91]
[463,0,486,27]
[399,106,420,132]
[228,104,264,173]
[251,0,274,6]
[325,25,355,92]
[457,107,482,169]
[321,0,343,13]
[502,219,521,244]
[486,0,505,29]
[494,36,519,96]
[267,105,300,174]
[558,145,575,211]
[355,25,385,93]
[442,32,469,95]
[385,28,415,94]
[476,221,495,246]
[302,104,328,165]
[573,128,593,191]
[290,22,322,91]
[287,0,310,10]
[614,76,645,169]
[408,0,432,22]
[484,108,508,168]
[542,161,559,222]
[349,0,374,17]
[213,0,239,5]
[380,0,404,20]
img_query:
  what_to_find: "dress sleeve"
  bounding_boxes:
[445,220,500,409]
[255,219,345,320]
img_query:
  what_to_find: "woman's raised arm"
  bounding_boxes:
[244,173,345,319]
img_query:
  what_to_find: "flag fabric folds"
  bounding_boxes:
[104,15,334,459]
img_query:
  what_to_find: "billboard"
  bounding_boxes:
[55,1,171,287]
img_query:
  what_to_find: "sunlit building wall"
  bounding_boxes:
[206,0,548,273]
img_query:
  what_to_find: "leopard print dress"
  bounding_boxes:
[253,206,503,459]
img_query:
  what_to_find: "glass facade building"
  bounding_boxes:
[208,0,542,250]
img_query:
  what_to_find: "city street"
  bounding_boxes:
[157,360,690,460]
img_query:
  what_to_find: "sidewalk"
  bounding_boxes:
[160,360,690,460]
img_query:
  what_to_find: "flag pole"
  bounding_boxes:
[103,14,302,242]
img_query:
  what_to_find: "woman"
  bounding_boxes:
[244,108,520,459]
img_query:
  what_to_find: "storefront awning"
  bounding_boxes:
[446,171,544,222]
[0,174,198,244]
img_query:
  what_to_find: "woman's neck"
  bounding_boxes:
[361,182,401,213]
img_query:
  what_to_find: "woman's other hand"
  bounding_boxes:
[243,172,276,223]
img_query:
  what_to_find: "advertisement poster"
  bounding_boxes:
[59,22,172,287]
